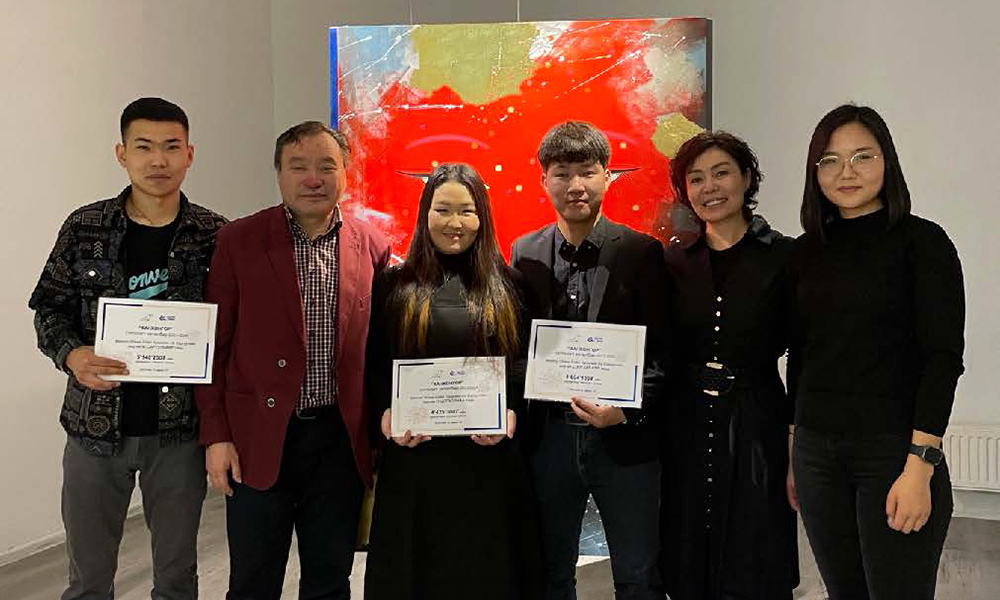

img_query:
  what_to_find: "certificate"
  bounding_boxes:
[524,319,645,408]
[391,356,507,436]
[93,298,218,384]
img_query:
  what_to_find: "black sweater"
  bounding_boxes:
[788,209,965,437]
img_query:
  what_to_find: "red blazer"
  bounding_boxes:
[196,205,391,489]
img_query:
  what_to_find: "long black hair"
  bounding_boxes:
[389,163,520,359]
[801,104,911,238]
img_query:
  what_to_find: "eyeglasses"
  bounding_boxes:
[816,151,881,177]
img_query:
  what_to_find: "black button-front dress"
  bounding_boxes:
[660,216,799,600]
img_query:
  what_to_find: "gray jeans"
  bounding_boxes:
[61,436,207,600]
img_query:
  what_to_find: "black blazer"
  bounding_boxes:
[510,218,670,464]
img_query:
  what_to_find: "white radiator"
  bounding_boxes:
[944,424,1000,492]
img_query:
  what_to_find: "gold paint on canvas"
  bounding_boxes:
[410,23,537,105]
[651,112,704,159]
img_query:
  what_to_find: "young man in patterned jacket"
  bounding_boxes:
[29,97,226,600]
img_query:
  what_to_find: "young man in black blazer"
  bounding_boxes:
[511,121,670,600]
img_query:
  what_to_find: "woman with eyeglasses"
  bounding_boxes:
[659,131,799,600]
[789,104,965,600]
[363,163,541,600]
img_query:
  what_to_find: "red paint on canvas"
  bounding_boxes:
[337,19,709,258]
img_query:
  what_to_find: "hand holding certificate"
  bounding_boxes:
[93,298,218,384]
[524,319,646,408]
[390,356,507,437]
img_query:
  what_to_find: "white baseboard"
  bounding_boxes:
[954,489,1000,521]
[0,501,144,568]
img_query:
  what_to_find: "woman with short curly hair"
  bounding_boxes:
[660,130,799,600]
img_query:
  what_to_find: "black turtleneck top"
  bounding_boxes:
[788,210,965,437]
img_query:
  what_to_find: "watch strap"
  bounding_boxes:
[909,443,943,466]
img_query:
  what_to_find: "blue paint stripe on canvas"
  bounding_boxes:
[329,27,339,125]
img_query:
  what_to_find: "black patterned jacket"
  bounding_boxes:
[29,187,227,456]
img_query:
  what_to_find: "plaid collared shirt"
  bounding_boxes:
[285,207,341,409]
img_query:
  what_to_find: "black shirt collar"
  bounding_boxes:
[555,215,608,254]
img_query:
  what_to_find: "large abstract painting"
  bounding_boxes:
[330,18,711,258]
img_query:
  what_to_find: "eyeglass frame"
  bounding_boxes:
[815,151,882,176]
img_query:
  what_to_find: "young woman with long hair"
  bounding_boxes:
[363,163,540,600]
[789,105,965,599]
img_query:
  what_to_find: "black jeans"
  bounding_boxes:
[793,426,952,600]
[528,419,662,600]
[225,409,364,600]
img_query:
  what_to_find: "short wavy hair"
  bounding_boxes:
[670,130,763,222]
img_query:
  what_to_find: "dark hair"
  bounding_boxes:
[120,97,189,141]
[274,121,350,170]
[670,130,763,223]
[390,163,520,359]
[537,121,611,170]
[801,104,910,237]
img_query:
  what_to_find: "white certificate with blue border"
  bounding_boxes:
[524,319,645,408]
[93,298,217,384]
[391,356,507,436]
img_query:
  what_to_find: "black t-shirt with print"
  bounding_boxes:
[121,215,180,436]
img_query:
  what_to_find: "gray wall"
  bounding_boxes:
[0,0,275,559]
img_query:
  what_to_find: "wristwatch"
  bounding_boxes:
[909,444,944,466]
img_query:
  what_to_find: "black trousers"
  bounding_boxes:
[793,426,952,600]
[225,409,364,600]
[528,419,662,600]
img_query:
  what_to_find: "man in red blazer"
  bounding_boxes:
[195,121,391,600]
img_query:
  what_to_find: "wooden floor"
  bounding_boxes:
[1,492,998,599]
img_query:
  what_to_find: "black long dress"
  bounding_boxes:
[363,256,541,600]
[660,216,799,600]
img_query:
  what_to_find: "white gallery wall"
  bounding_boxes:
[0,1,276,560]
[2,0,998,561]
